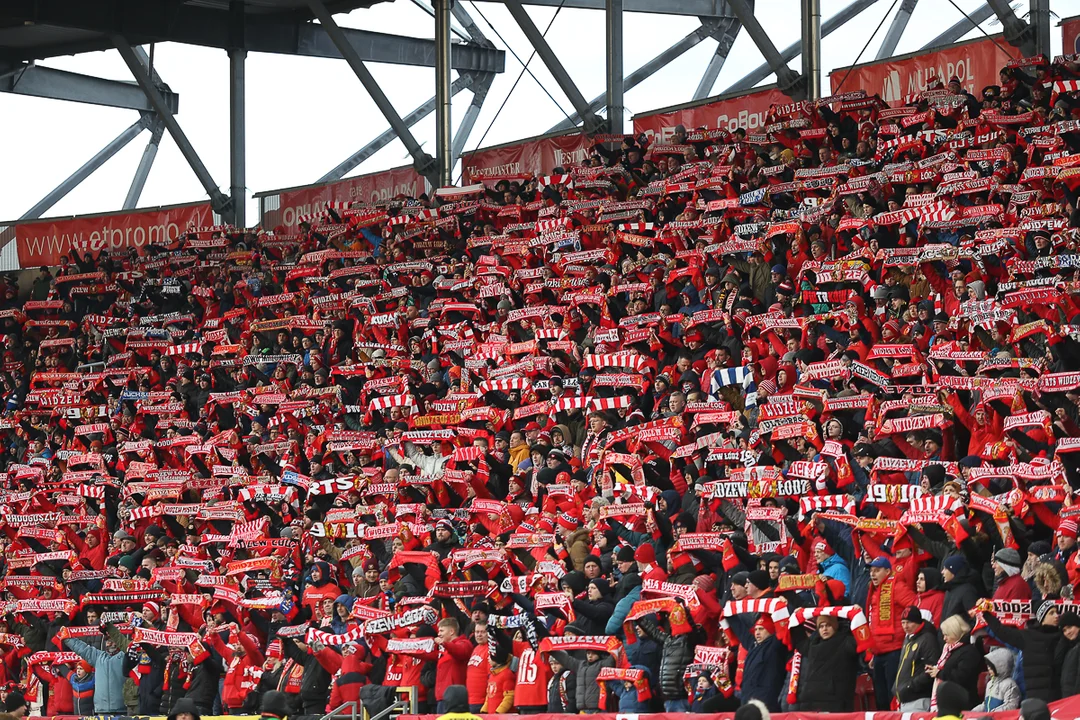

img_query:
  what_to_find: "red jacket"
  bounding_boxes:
[466,644,489,706]
[35,664,72,715]
[421,635,473,701]
[916,589,945,626]
[865,576,917,655]
[208,630,264,710]
[993,573,1032,601]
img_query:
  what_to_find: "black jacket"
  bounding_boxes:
[934,635,982,707]
[637,616,696,701]
[985,614,1064,701]
[572,596,616,636]
[546,663,578,713]
[283,638,334,712]
[184,646,224,714]
[895,622,940,703]
[794,627,859,712]
[940,574,981,625]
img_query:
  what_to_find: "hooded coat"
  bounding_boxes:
[302,561,342,615]
[916,568,946,626]
[977,648,1021,712]
[794,626,859,712]
[572,582,616,636]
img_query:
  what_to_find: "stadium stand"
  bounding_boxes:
[10,34,1080,720]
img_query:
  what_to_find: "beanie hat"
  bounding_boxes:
[747,569,771,592]
[943,555,968,576]
[616,545,636,563]
[730,571,750,587]
[994,547,1022,569]
[266,640,283,659]
[735,700,771,720]
[902,605,924,624]
[1036,601,1056,624]
[142,601,161,620]
[813,539,833,556]
[934,681,969,717]
[1060,519,1078,539]
[752,614,775,634]
[634,544,656,564]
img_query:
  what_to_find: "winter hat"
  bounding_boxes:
[730,571,750,587]
[994,548,1022,569]
[261,690,289,719]
[934,681,969,717]
[142,601,161,620]
[1060,611,1080,629]
[902,606,924,624]
[443,686,470,714]
[634,544,656,564]
[266,640,283,659]
[588,578,611,597]
[734,699,771,720]
[5,691,25,714]
[942,555,968,576]
[746,569,771,593]
[1020,698,1051,720]
[1036,601,1057,624]
[813,539,833,556]
[1060,519,1078,539]
[1029,540,1051,558]
[752,614,775,634]
[77,660,93,674]
[616,545,636,563]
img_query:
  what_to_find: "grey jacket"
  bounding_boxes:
[575,654,616,712]
[65,637,128,713]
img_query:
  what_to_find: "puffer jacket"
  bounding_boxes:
[985,614,1064,701]
[574,653,615,712]
[545,656,577,714]
[976,648,1021,712]
[65,638,127,714]
[184,644,224,714]
[636,616,695,701]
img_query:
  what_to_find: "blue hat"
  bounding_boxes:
[868,557,892,569]
[943,555,968,575]
[771,265,787,276]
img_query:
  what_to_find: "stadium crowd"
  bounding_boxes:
[5,50,1080,720]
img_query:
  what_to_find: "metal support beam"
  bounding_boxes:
[725,0,876,93]
[113,37,231,214]
[551,23,721,131]
[451,3,494,46]
[504,0,603,132]
[606,0,624,133]
[726,0,803,97]
[409,0,471,42]
[987,0,1035,55]
[0,62,179,113]
[452,73,494,170]
[319,75,474,184]
[21,115,150,221]
[304,0,438,185]
[1030,0,1051,58]
[693,7,740,101]
[921,2,997,49]
[801,0,821,101]
[123,118,165,210]
[290,24,504,73]
[473,0,744,17]
[230,48,247,227]
[435,0,453,187]
[876,0,918,59]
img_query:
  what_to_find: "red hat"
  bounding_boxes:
[266,640,283,659]
[77,660,93,674]
[1061,519,1078,539]
[556,471,571,484]
[752,614,776,634]
[524,422,541,431]
[556,512,580,532]
[633,544,656,564]
[813,540,833,556]
[142,601,161,620]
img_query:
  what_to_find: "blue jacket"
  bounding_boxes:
[609,666,652,712]
[818,553,852,592]
[738,635,787,712]
[605,586,641,636]
[65,638,127,713]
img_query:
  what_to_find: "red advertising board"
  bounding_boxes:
[829,35,1010,105]
[258,165,425,230]
[461,132,594,183]
[13,202,214,268]
[1063,15,1080,55]
[633,85,789,142]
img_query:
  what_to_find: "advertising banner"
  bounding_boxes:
[829,35,1011,105]
[12,202,214,268]
[632,85,788,142]
[258,165,424,230]
[461,132,595,183]
[1063,14,1080,55]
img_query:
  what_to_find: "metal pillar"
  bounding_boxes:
[22,115,150,220]
[409,0,471,41]
[435,0,452,187]
[320,75,474,183]
[726,0,875,94]
[504,0,602,132]
[726,0,803,97]
[452,73,494,169]
[305,0,437,184]
[551,23,722,131]
[921,2,996,49]
[230,48,246,227]
[114,37,231,214]
[987,0,1035,56]
[606,0,624,133]
[123,118,165,210]
[876,0,918,59]
[801,0,821,101]
[1030,0,1051,58]
[693,9,740,101]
